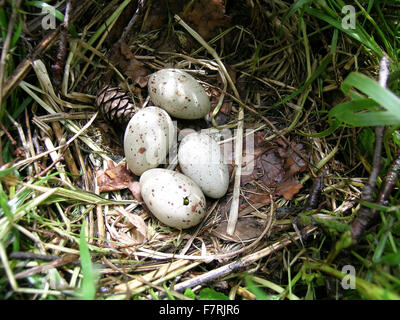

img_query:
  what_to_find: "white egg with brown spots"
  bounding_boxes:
[178,132,229,199]
[124,107,175,176]
[148,68,210,119]
[140,168,206,229]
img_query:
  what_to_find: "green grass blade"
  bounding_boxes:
[309,262,400,300]
[272,54,332,108]
[245,276,271,300]
[77,221,97,300]
[304,6,383,57]
[298,119,340,138]
[10,16,22,48]
[0,8,7,40]
[282,0,314,27]
[0,188,12,220]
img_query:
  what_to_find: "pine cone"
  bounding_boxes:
[95,86,137,125]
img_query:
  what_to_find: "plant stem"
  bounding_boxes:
[351,57,389,242]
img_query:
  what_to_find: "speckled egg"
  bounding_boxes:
[140,169,206,229]
[148,68,211,119]
[124,107,175,176]
[178,132,229,199]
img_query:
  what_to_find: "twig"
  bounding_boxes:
[52,0,73,88]
[171,226,317,294]
[179,201,219,256]
[306,174,325,210]
[95,181,106,245]
[10,251,64,261]
[351,57,389,241]
[0,0,22,110]
[13,254,78,280]
[0,121,17,147]
[118,0,145,44]
[113,258,200,294]
[51,122,80,176]
[0,0,22,165]
[2,28,59,102]
[227,117,244,235]
[376,154,400,206]
[351,153,400,241]
[0,241,18,291]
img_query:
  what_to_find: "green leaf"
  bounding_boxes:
[393,130,400,148]
[183,288,196,299]
[149,288,160,300]
[341,73,400,116]
[329,72,400,126]
[183,0,196,15]
[388,70,400,87]
[329,99,398,126]
[245,276,270,300]
[358,127,375,156]
[77,221,97,300]
[313,216,351,233]
[379,252,400,266]
[198,288,229,300]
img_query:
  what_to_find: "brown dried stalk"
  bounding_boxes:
[0,0,22,109]
[51,0,73,88]
[171,225,317,294]
[352,153,400,241]
[350,57,390,242]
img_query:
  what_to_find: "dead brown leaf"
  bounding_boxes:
[108,42,150,86]
[276,177,303,200]
[128,181,142,202]
[212,217,264,242]
[96,163,136,192]
[179,0,231,41]
[274,141,307,200]
[219,185,270,219]
[242,190,271,209]
[225,134,308,201]
[105,208,148,246]
[278,141,308,176]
